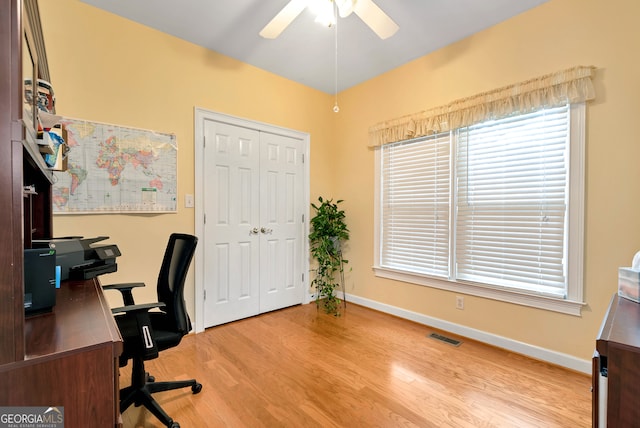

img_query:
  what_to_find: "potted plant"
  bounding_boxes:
[309,196,349,315]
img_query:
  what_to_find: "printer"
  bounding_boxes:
[24,248,57,316]
[33,236,121,281]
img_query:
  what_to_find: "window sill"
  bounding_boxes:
[373,266,585,316]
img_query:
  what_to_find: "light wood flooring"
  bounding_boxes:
[120,302,591,427]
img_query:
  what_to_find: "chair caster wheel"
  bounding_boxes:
[192,383,203,394]
[148,375,155,382]
[169,422,180,428]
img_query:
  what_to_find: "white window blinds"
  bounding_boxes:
[381,133,451,277]
[455,105,569,297]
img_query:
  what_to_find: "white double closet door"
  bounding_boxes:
[201,115,307,328]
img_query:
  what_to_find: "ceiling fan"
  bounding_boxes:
[259,0,399,40]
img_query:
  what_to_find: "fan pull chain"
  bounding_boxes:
[333,1,340,113]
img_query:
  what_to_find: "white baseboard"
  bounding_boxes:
[340,292,591,374]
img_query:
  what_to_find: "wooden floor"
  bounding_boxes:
[120,302,591,427]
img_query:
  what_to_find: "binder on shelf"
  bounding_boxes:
[37,131,55,154]
[44,124,69,171]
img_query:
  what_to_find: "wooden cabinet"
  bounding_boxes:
[0,0,24,367]
[0,0,53,367]
[0,279,123,426]
[0,1,123,426]
[593,293,640,427]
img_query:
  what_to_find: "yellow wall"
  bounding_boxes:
[40,0,336,312]
[41,0,640,362]
[335,0,640,361]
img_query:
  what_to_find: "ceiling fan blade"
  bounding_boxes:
[259,0,308,39]
[353,0,399,40]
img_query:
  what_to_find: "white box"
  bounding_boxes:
[618,267,640,303]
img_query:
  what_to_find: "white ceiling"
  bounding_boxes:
[79,0,549,94]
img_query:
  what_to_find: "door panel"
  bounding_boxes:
[259,132,303,313]
[204,120,260,327]
[203,120,304,327]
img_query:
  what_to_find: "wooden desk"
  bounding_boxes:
[593,293,640,427]
[0,278,123,427]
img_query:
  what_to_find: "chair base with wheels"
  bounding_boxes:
[120,357,202,428]
[104,233,201,428]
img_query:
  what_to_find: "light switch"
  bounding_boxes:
[185,194,194,208]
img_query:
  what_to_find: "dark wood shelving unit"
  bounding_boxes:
[0,1,122,426]
[0,0,53,369]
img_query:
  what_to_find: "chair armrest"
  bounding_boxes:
[111,302,166,361]
[102,282,145,291]
[111,302,165,315]
[102,282,146,306]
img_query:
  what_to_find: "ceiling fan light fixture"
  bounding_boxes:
[259,0,396,40]
[335,0,356,18]
[310,0,336,27]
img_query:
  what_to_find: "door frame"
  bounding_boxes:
[193,107,311,333]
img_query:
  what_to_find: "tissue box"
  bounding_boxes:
[619,267,640,303]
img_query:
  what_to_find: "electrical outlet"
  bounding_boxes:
[456,295,464,310]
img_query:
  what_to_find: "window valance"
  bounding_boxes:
[368,65,596,147]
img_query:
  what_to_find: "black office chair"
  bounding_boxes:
[103,233,202,428]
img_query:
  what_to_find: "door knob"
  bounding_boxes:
[250,227,260,235]
[261,227,273,234]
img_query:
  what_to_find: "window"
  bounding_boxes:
[374,104,585,315]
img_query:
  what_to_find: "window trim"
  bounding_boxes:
[373,103,586,316]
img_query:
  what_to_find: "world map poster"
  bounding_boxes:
[52,118,178,213]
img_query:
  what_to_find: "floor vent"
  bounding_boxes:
[428,332,462,347]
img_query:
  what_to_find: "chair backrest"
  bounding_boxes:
[156,233,198,335]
